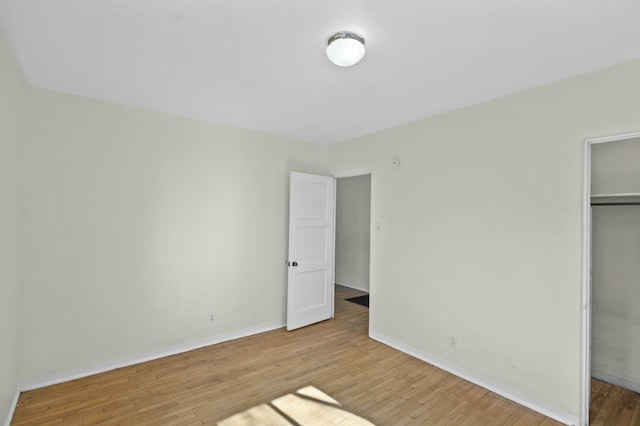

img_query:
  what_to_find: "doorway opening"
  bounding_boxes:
[334,173,372,328]
[582,132,640,424]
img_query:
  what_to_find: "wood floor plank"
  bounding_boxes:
[11,284,630,425]
[588,378,640,426]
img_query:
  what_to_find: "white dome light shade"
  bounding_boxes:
[326,32,365,67]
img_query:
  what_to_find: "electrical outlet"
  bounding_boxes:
[449,335,457,349]
[209,312,216,323]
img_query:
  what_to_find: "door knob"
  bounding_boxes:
[292,261,298,267]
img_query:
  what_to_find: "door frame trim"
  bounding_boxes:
[333,170,373,179]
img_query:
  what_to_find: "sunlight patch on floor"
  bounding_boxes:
[218,386,375,425]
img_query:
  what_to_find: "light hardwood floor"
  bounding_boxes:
[10,285,634,425]
[590,379,640,425]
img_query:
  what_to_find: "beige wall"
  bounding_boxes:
[19,86,328,385]
[0,30,24,423]
[335,175,371,292]
[328,58,640,421]
[591,138,640,391]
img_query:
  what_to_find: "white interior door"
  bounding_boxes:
[287,172,335,331]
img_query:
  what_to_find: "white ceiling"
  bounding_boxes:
[1,1,639,144]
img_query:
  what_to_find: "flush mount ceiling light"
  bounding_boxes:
[326,31,366,67]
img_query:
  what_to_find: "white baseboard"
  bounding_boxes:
[592,370,640,393]
[335,281,369,293]
[19,320,286,392]
[370,331,580,426]
[4,389,20,426]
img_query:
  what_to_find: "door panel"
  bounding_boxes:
[297,227,328,262]
[295,269,327,310]
[297,181,330,219]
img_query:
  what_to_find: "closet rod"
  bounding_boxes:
[591,202,640,206]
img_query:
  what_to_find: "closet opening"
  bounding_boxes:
[582,133,640,424]
[334,173,372,324]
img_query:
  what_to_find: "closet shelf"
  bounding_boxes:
[591,192,640,198]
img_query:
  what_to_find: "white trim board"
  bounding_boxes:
[592,371,640,394]
[586,131,640,145]
[3,390,20,426]
[332,170,372,179]
[335,281,369,293]
[581,137,592,426]
[19,320,285,391]
[370,332,579,426]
